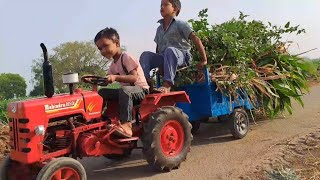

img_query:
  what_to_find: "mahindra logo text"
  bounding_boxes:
[44,99,80,113]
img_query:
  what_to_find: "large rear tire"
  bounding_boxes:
[142,106,192,171]
[36,157,86,180]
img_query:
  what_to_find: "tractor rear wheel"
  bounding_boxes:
[142,106,192,171]
[36,157,86,180]
[228,108,249,139]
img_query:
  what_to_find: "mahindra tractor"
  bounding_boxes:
[0,44,192,180]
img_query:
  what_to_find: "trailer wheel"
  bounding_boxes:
[36,157,86,180]
[229,108,249,139]
[142,106,192,171]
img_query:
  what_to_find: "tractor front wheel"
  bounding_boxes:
[142,106,192,171]
[36,157,86,180]
[0,156,10,180]
[1,156,35,179]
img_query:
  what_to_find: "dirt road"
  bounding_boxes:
[81,85,320,180]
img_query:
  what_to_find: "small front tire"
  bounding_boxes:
[0,156,10,180]
[36,157,86,180]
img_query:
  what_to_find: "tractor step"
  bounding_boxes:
[114,137,139,142]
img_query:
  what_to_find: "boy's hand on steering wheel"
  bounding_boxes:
[106,75,116,83]
[82,74,93,81]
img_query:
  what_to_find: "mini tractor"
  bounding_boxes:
[0,43,192,180]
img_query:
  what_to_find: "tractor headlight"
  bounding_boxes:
[35,125,45,136]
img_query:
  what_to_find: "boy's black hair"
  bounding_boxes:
[94,27,120,43]
[169,0,181,16]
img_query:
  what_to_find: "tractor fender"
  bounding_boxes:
[139,91,190,122]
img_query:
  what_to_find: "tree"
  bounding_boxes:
[0,73,27,100]
[30,41,110,95]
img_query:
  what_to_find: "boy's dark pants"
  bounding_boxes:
[98,86,148,123]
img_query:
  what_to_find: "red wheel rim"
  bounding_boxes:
[50,167,80,180]
[160,120,185,157]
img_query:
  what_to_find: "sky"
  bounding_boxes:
[0,0,319,93]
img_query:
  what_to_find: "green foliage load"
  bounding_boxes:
[177,9,315,117]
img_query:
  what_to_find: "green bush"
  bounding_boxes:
[0,99,10,124]
[312,59,320,76]
[0,98,28,124]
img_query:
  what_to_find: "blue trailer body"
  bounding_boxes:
[175,69,254,122]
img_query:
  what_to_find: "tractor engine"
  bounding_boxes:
[43,119,73,152]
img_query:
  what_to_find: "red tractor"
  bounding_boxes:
[0,44,192,180]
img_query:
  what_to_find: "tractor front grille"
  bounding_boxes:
[9,118,19,151]
[9,118,30,152]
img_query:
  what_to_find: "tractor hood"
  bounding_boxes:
[7,89,103,121]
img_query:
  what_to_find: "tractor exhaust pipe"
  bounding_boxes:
[40,43,54,98]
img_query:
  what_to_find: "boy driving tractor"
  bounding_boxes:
[94,27,149,138]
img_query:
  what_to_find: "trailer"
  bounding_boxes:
[175,68,254,138]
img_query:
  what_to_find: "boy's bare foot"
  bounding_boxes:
[153,86,171,93]
[153,81,172,93]
[119,122,133,136]
[108,122,133,138]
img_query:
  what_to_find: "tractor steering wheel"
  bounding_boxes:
[81,75,109,86]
